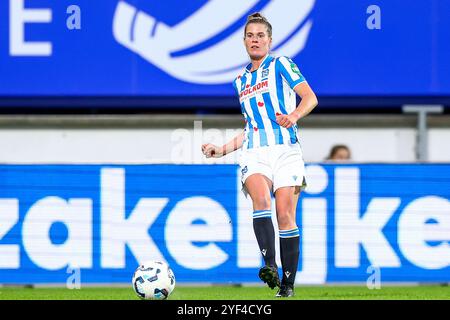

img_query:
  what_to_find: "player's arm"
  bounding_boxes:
[274,56,318,128]
[277,82,318,128]
[202,130,245,158]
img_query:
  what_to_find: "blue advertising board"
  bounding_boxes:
[0,0,450,100]
[0,164,449,284]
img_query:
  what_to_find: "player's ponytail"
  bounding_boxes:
[244,12,272,38]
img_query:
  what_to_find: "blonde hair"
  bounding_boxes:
[244,12,272,38]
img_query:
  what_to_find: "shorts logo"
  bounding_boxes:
[293,175,298,181]
[113,0,315,84]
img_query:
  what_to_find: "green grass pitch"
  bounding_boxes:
[0,285,449,300]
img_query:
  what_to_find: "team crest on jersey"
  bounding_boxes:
[261,69,270,78]
[241,166,248,175]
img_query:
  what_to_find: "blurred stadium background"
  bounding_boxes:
[0,0,449,297]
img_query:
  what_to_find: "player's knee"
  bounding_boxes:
[276,209,296,229]
[251,193,271,211]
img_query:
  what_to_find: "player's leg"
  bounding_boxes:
[271,143,305,297]
[274,186,301,297]
[244,173,280,289]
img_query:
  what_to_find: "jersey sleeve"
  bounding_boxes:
[232,78,239,96]
[276,56,306,90]
[233,77,246,115]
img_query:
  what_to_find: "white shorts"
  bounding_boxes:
[238,142,307,197]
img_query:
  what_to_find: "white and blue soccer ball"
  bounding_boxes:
[132,261,176,300]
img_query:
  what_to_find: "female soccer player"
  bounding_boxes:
[202,13,318,297]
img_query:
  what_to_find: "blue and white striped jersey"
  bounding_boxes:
[233,55,306,150]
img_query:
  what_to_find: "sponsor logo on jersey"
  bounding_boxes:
[290,63,301,76]
[239,80,269,100]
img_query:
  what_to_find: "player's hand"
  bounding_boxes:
[276,112,300,128]
[201,143,224,158]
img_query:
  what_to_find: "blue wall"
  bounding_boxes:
[0,0,449,99]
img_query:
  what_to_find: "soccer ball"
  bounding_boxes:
[132,261,176,300]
